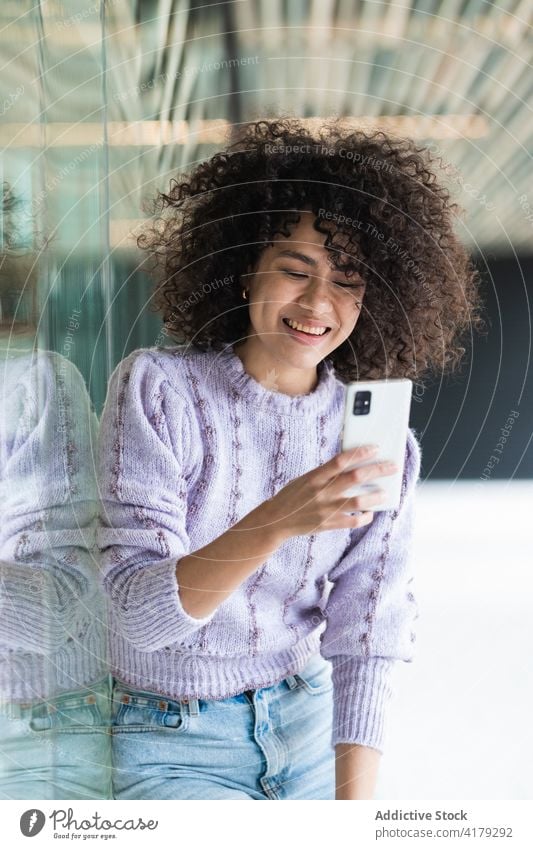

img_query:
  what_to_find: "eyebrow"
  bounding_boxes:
[276,249,318,267]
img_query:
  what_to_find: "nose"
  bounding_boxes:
[296,275,334,314]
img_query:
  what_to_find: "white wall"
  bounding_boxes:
[377,481,532,799]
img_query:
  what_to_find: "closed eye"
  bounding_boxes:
[281,268,308,279]
[281,267,365,291]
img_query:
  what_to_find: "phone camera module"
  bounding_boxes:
[353,390,371,416]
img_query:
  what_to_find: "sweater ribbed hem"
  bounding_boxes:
[330,655,396,751]
[0,631,107,703]
[109,629,322,701]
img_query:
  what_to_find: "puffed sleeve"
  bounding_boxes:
[97,350,216,651]
[320,428,421,752]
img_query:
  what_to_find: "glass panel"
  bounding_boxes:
[0,2,111,800]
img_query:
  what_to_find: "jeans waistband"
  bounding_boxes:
[112,670,302,716]
[0,678,110,720]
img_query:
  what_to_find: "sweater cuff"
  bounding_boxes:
[330,655,396,752]
[111,558,217,651]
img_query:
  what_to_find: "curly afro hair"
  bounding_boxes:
[139,118,482,382]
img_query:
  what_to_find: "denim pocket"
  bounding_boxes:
[29,693,107,734]
[111,686,188,734]
[294,656,333,696]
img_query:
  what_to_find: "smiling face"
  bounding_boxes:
[235,212,366,394]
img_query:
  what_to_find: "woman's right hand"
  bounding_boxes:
[174,445,398,620]
[258,445,398,539]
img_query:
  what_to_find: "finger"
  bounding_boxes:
[318,510,375,531]
[338,443,379,459]
[316,445,379,484]
[314,490,382,528]
[348,510,374,529]
[336,490,386,512]
[334,460,399,489]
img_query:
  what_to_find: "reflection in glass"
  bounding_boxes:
[0,186,110,800]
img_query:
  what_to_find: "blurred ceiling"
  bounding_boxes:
[1,0,532,254]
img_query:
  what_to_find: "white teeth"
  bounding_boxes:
[286,319,328,336]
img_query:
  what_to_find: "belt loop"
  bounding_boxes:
[187,697,199,717]
[285,674,298,690]
[1,702,26,720]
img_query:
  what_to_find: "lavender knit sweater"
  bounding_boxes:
[97,344,421,751]
[0,351,105,702]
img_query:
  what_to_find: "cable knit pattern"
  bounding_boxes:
[97,344,421,751]
[0,351,106,701]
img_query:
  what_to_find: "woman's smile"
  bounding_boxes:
[281,316,332,345]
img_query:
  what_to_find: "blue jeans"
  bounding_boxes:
[0,679,112,800]
[112,653,335,800]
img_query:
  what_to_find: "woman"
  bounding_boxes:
[98,119,480,800]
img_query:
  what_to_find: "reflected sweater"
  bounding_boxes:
[97,345,421,751]
[0,351,105,701]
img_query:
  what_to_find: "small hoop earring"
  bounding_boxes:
[242,289,249,300]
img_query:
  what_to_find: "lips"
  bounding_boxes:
[282,317,331,337]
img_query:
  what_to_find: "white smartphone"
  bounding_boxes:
[341,379,413,511]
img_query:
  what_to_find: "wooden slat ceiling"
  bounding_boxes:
[1,0,531,253]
